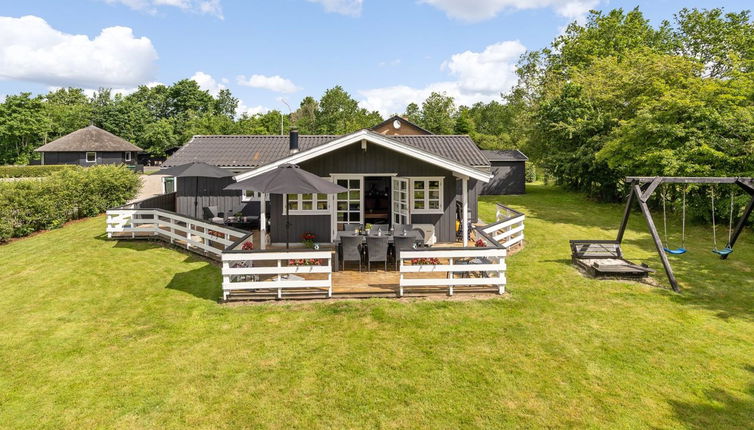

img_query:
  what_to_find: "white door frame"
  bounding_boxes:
[329,173,399,241]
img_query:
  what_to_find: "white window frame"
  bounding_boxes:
[124,151,132,162]
[241,190,270,202]
[85,152,96,163]
[410,177,444,214]
[283,193,330,215]
[162,176,176,194]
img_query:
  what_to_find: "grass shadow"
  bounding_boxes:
[165,263,222,302]
[668,365,754,429]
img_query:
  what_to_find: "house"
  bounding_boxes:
[480,149,528,195]
[370,115,434,136]
[35,125,142,168]
[163,126,492,245]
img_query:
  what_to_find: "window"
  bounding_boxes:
[85,152,96,163]
[411,177,443,214]
[163,177,176,194]
[241,190,270,202]
[284,193,329,214]
[124,151,132,162]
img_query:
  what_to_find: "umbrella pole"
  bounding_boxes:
[286,197,290,249]
[194,176,199,218]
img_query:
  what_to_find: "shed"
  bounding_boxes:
[480,149,528,195]
[35,125,142,167]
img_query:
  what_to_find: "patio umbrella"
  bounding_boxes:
[224,164,347,248]
[159,162,233,218]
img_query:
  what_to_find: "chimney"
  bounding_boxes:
[289,128,299,154]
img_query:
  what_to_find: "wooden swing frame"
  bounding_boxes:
[617,177,754,292]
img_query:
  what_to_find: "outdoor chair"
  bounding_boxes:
[366,236,389,271]
[412,228,428,247]
[394,223,413,236]
[393,236,417,270]
[369,224,389,235]
[203,206,225,224]
[341,235,363,271]
[343,224,359,232]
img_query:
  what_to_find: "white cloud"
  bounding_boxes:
[102,0,223,18]
[190,71,226,95]
[0,15,158,89]
[306,0,363,16]
[237,100,270,116]
[419,0,600,22]
[359,40,526,116]
[236,74,300,94]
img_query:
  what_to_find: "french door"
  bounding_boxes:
[332,176,363,240]
[392,177,409,225]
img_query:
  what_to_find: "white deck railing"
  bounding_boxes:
[399,247,507,296]
[106,208,250,259]
[482,205,525,248]
[221,251,333,300]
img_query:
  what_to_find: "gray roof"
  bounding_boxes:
[35,125,143,152]
[164,133,490,169]
[482,149,529,162]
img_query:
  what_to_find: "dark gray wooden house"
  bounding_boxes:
[480,150,528,195]
[35,125,142,167]
[163,128,492,245]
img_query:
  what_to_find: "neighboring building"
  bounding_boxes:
[480,150,528,195]
[370,115,433,136]
[35,125,142,167]
[163,129,491,244]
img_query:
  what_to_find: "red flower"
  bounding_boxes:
[475,239,486,247]
[241,241,254,250]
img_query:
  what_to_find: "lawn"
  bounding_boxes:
[1,184,752,429]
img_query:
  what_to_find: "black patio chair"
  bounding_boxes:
[412,228,428,247]
[393,236,417,270]
[203,206,225,224]
[366,236,389,271]
[393,223,413,236]
[369,224,389,235]
[343,224,359,232]
[341,235,363,271]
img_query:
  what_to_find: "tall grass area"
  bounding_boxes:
[0,184,752,429]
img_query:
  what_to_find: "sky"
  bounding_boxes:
[0,0,751,116]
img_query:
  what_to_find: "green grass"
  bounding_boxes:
[1,184,752,429]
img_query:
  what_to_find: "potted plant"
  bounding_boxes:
[301,232,316,249]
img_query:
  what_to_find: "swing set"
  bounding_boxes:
[617,177,754,292]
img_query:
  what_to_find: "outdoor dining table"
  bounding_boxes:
[332,230,423,272]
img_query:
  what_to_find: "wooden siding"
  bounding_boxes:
[268,141,472,243]
[480,161,526,195]
[176,176,262,221]
[42,151,138,167]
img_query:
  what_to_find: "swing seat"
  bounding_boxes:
[712,247,733,256]
[664,247,687,255]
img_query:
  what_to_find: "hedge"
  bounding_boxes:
[0,165,140,242]
[0,165,77,178]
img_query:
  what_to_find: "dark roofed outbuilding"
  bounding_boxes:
[480,149,528,195]
[35,125,142,168]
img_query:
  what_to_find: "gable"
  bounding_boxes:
[370,115,433,136]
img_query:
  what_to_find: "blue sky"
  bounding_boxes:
[0,0,751,115]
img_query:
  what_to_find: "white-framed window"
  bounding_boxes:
[85,152,96,163]
[410,177,443,214]
[241,190,270,202]
[284,193,330,215]
[124,151,132,162]
[162,176,176,194]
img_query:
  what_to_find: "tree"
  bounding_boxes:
[291,96,318,133]
[0,93,51,164]
[141,119,178,156]
[214,89,238,118]
[315,86,382,134]
[404,102,421,124]
[44,88,93,139]
[419,92,456,134]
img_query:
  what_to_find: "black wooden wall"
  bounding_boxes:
[480,161,526,195]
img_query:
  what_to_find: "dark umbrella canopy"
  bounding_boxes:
[159,161,232,178]
[159,162,233,218]
[224,164,347,248]
[225,164,345,194]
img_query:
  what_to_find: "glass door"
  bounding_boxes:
[332,176,362,238]
[392,177,409,225]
